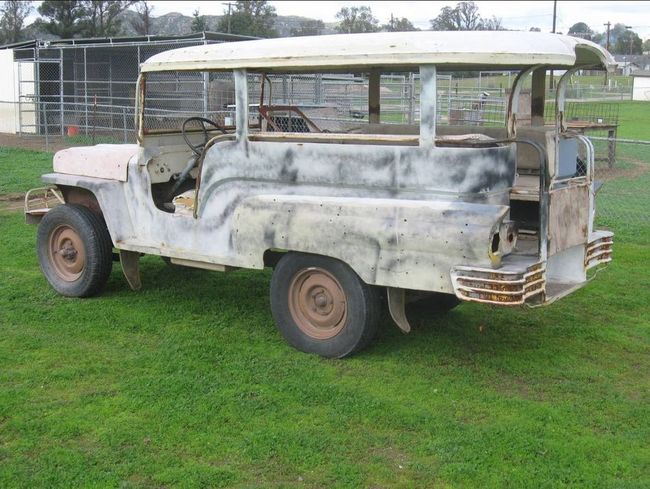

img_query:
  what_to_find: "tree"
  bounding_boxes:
[130,0,153,36]
[0,0,33,44]
[614,29,642,55]
[83,1,135,37]
[191,8,208,33]
[644,38,650,53]
[529,27,541,32]
[609,23,630,46]
[38,0,88,38]
[568,22,593,40]
[382,14,419,32]
[217,1,277,38]
[430,1,502,31]
[482,16,503,31]
[289,19,325,37]
[591,31,605,46]
[335,6,379,34]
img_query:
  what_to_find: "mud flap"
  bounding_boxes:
[119,250,142,290]
[387,287,411,333]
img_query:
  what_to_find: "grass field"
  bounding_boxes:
[607,101,650,141]
[1,211,649,488]
[0,147,53,195]
[0,102,649,487]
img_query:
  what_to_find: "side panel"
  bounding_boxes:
[197,141,516,214]
[548,183,589,255]
[234,194,508,292]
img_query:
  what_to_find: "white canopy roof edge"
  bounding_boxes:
[140,31,614,73]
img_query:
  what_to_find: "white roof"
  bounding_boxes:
[141,31,614,73]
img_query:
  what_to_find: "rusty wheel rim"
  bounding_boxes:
[288,267,347,340]
[48,224,86,282]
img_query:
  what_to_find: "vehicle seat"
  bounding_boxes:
[172,189,196,216]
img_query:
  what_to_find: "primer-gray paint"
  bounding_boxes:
[43,139,516,293]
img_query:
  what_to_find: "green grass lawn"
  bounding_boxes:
[0,147,53,195]
[1,210,649,488]
[609,101,650,141]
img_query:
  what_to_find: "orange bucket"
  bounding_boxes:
[67,125,79,136]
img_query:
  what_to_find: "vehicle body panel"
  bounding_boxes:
[42,140,516,293]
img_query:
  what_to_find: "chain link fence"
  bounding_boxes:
[592,140,650,243]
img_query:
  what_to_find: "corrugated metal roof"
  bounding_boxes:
[140,31,615,73]
[0,31,255,51]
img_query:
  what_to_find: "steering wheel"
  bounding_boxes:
[181,116,227,156]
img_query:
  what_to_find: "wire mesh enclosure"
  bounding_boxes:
[11,33,252,143]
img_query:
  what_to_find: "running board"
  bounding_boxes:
[169,257,238,272]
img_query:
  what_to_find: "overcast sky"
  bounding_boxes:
[142,1,650,39]
[24,1,650,39]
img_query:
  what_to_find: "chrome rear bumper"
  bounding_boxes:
[585,230,613,270]
[451,260,545,306]
[451,230,613,307]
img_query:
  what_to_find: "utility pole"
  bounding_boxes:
[603,22,611,86]
[549,0,557,90]
[222,2,234,34]
[625,26,633,56]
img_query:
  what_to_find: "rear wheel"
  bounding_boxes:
[270,252,380,358]
[37,204,113,297]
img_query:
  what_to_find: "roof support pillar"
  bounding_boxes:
[234,69,248,145]
[368,71,380,124]
[531,68,546,126]
[419,64,436,148]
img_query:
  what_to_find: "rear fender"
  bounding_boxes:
[233,194,509,292]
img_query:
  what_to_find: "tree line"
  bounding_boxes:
[567,21,648,55]
[1,0,647,55]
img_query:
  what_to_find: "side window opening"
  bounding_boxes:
[249,72,372,135]
[143,71,237,134]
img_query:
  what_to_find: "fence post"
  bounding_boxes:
[123,106,127,143]
[84,47,88,136]
[59,49,64,137]
[407,73,414,125]
[608,128,616,168]
[44,101,49,152]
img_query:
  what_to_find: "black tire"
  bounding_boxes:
[270,252,380,358]
[37,204,113,297]
[406,291,460,319]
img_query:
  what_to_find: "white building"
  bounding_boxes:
[0,41,36,133]
[631,71,650,101]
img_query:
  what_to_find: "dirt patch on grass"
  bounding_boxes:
[491,374,548,401]
[596,158,650,182]
[0,133,69,152]
[0,192,25,212]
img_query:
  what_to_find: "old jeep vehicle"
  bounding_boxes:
[26,32,615,357]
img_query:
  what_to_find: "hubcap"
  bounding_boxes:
[48,225,86,281]
[288,267,347,339]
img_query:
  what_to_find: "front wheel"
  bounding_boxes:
[270,252,380,358]
[37,204,113,297]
